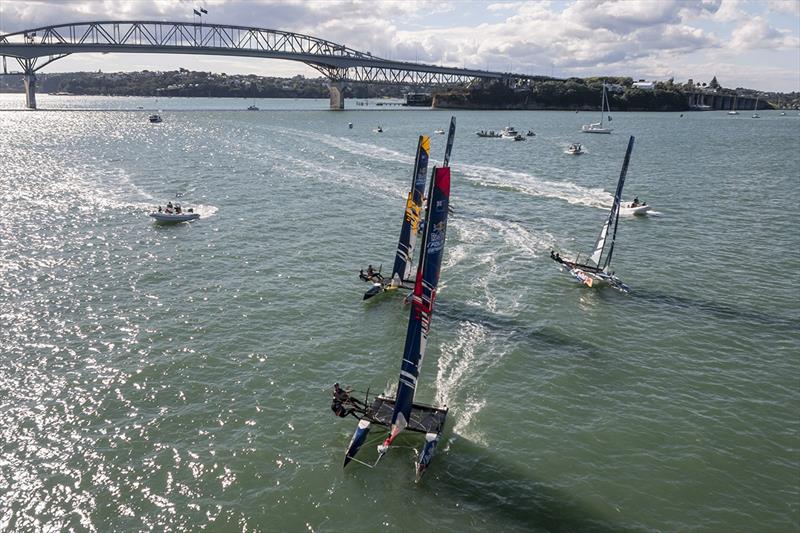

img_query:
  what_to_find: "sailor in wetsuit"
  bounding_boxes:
[331,383,356,418]
[331,383,366,418]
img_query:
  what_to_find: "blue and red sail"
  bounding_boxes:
[383,166,451,446]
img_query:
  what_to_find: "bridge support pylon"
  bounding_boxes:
[23,68,37,110]
[329,80,345,110]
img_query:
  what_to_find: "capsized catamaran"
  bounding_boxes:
[340,127,454,481]
[361,117,456,300]
[551,136,635,293]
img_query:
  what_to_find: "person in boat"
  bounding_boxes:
[550,250,563,263]
[175,205,182,214]
[632,196,640,207]
[165,201,174,214]
[157,206,162,212]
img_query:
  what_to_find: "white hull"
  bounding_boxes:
[619,203,651,216]
[149,212,200,223]
[582,126,612,134]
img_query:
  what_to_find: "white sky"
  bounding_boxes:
[1,0,798,92]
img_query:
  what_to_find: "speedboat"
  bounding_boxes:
[247,105,259,111]
[525,130,535,137]
[511,134,525,141]
[476,130,501,138]
[149,204,199,223]
[149,114,162,123]
[500,126,519,138]
[619,199,651,215]
[566,143,584,155]
[727,110,739,115]
[434,128,445,134]
[374,126,383,133]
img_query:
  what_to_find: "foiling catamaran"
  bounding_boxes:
[339,121,455,481]
[551,136,635,293]
[361,117,456,300]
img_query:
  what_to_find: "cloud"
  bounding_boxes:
[730,16,800,50]
[0,0,797,91]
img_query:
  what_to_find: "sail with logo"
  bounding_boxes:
[337,117,456,481]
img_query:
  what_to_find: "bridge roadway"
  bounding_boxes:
[0,20,522,109]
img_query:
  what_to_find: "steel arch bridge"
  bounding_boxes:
[0,20,521,109]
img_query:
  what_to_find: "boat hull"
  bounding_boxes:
[581,127,612,134]
[149,213,200,223]
[619,204,651,216]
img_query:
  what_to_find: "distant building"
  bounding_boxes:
[632,80,655,90]
[605,83,625,93]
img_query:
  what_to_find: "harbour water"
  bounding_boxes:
[1,95,798,531]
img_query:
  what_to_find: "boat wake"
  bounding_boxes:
[435,320,490,443]
[277,128,612,209]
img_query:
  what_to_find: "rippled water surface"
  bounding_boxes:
[1,94,798,532]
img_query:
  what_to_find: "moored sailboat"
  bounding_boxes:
[551,136,635,292]
[582,82,613,134]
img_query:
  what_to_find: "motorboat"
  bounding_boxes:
[149,203,199,223]
[500,126,519,138]
[511,134,525,141]
[434,128,445,134]
[619,199,651,215]
[374,126,383,133]
[525,130,535,137]
[247,105,259,111]
[565,143,584,155]
[476,130,502,138]
[149,114,162,123]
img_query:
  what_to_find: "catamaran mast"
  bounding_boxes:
[381,164,451,452]
[601,136,635,270]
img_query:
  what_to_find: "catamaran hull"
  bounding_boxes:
[415,431,442,482]
[344,419,372,467]
[568,267,630,293]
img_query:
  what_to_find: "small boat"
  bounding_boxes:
[728,96,739,115]
[348,122,353,129]
[476,130,502,138]
[752,96,760,118]
[434,128,445,134]
[500,126,519,138]
[780,111,786,116]
[551,136,636,293]
[525,130,535,137]
[149,203,199,223]
[511,134,525,141]
[565,143,584,155]
[582,82,613,134]
[247,105,259,111]
[619,198,651,216]
[149,114,162,123]
[374,126,383,133]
